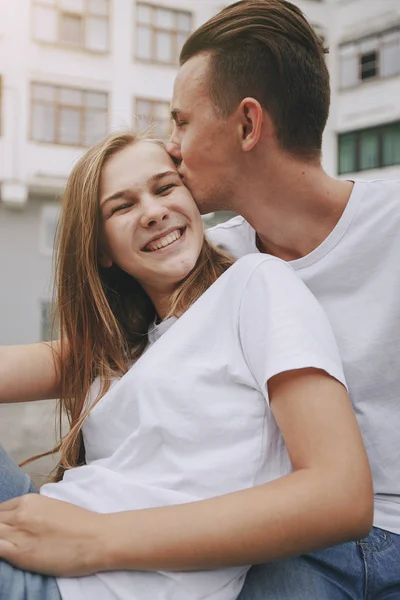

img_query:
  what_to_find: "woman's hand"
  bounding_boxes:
[0,494,106,577]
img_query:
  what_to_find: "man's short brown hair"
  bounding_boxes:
[180,0,330,160]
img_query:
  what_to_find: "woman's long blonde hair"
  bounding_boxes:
[40,131,234,481]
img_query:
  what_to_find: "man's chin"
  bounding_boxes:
[182,180,220,214]
[196,201,217,216]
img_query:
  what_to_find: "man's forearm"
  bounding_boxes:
[99,467,373,573]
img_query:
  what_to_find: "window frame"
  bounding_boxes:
[134,97,172,138]
[338,121,400,175]
[32,0,111,54]
[339,26,400,90]
[135,2,192,66]
[30,82,109,148]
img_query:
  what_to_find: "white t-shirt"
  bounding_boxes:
[41,255,346,600]
[207,178,400,535]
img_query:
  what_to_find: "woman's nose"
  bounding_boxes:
[140,198,169,228]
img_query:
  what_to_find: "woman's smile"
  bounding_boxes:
[142,227,186,253]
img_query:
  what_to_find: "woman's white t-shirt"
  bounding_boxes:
[41,254,346,600]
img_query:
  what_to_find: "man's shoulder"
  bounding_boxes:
[357,178,400,203]
[214,254,295,300]
[207,214,248,234]
[206,215,256,258]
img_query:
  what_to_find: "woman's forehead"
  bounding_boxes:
[100,141,178,199]
[139,140,176,166]
[111,141,175,173]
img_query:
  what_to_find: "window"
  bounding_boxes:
[360,51,377,80]
[339,27,400,89]
[31,83,108,146]
[136,3,192,64]
[41,300,59,341]
[338,122,400,174]
[33,0,110,52]
[381,30,400,77]
[135,98,171,137]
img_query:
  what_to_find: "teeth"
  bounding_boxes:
[146,229,182,252]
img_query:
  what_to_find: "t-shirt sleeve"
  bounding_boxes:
[238,258,347,403]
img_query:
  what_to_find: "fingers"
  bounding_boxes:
[0,539,15,558]
[0,496,21,511]
[0,522,16,558]
[0,511,15,527]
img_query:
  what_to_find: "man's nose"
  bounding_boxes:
[166,140,182,165]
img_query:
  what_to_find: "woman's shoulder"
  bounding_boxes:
[226,253,295,284]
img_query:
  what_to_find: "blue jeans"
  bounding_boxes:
[0,445,61,600]
[238,528,400,600]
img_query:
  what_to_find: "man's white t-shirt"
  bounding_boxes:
[207,178,400,536]
[41,254,346,600]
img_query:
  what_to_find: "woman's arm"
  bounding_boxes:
[0,368,373,576]
[0,341,61,403]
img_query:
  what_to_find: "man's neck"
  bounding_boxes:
[235,161,353,262]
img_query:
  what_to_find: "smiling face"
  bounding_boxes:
[99,141,204,316]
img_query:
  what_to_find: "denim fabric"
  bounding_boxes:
[0,445,61,600]
[238,527,400,600]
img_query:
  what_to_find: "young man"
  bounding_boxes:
[167,0,400,598]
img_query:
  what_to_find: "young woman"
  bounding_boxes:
[0,132,372,600]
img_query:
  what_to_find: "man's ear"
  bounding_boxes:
[237,98,266,151]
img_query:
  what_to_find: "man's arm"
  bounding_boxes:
[100,368,372,572]
[0,368,373,577]
[0,341,61,403]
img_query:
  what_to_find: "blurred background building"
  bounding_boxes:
[1,0,399,477]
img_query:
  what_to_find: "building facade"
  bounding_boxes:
[0,0,222,346]
[1,0,400,346]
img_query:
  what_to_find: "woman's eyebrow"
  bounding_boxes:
[101,171,178,206]
[147,170,179,185]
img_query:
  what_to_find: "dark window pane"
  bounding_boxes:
[339,134,356,174]
[359,131,379,170]
[360,51,378,80]
[382,124,400,166]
